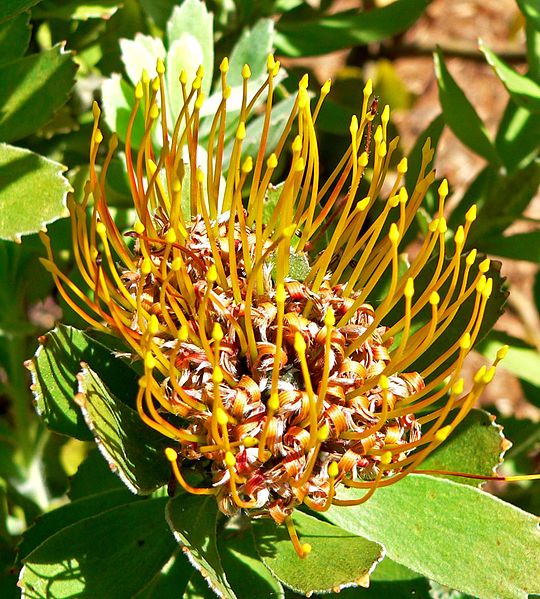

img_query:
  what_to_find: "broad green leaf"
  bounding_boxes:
[478,230,540,263]
[166,494,237,599]
[0,143,70,241]
[447,166,494,230]
[134,551,193,598]
[0,0,41,23]
[77,365,170,495]
[0,11,30,66]
[480,40,540,112]
[166,0,213,97]
[477,330,540,388]
[119,34,166,87]
[0,44,77,143]
[218,526,284,598]
[102,74,146,147]
[18,489,135,560]
[434,50,499,164]
[30,324,139,440]
[20,497,175,598]
[275,0,430,57]
[33,0,119,20]
[69,448,128,500]
[253,510,383,594]
[228,19,275,87]
[495,100,540,172]
[418,409,505,486]
[326,475,540,599]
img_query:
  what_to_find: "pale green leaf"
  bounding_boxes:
[101,73,146,147]
[228,19,275,87]
[120,34,165,87]
[0,143,70,241]
[166,0,213,96]
[77,365,171,495]
[166,494,237,599]
[0,44,77,143]
[253,510,383,595]
[325,475,540,599]
[20,498,175,598]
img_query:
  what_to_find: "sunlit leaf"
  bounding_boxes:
[253,510,383,594]
[326,475,540,599]
[228,19,275,87]
[20,498,175,598]
[419,409,506,486]
[32,0,120,20]
[0,143,70,241]
[166,494,237,599]
[119,34,165,87]
[77,365,171,495]
[480,40,540,112]
[30,325,139,440]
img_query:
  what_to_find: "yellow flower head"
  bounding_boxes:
[40,56,503,558]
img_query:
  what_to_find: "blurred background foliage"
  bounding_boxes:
[0,0,539,597]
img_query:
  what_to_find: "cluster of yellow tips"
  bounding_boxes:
[41,54,507,558]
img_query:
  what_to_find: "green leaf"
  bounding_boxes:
[218,526,284,599]
[0,0,41,23]
[18,489,135,560]
[517,0,540,30]
[69,448,128,500]
[253,510,383,594]
[228,19,275,88]
[166,0,213,97]
[32,0,120,20]
[139,0,175,29]
[77,365,171,495]
[434,49,499,164]
[419,409,506,486]
[468,160,540,242]
[325,474,540,599]
[275,0,430,57]
[477,330,540,388]
[480,40,540,112]
[525,21,540,82]
[134,550,193,599]
[0,143,71,241]
[478,230,540,263]
[495,100,540,172]
[339,558,431,598]
[30,324,139,440]
[0,11,30,66]
[102,74,146,147]
[20,497,176,598]
[166,494,237,599]
[0,44,77,143]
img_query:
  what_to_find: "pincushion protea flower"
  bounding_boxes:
[40,55,508,558]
